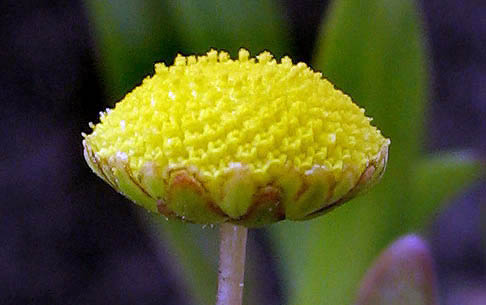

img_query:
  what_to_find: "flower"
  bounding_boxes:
[83,49,390,227]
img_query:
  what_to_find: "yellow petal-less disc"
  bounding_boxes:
[83,49,390,227]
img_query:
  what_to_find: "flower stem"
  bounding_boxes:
[216,223,248,305]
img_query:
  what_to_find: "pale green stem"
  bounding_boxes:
[215,223,248,305]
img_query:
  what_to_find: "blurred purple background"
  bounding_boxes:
[0,0,484,304]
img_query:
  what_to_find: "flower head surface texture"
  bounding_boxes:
[83,49,390,227]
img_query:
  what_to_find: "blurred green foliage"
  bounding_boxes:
[84,0,290,102]
[84,0,179,101]
[83,0,483,304]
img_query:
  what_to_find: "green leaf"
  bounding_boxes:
[270,1,429,304]
[356,235,439,305]
[166,0,291,58]
[83,0,180,101]
[408,151,484,228]
[83,0,291,102]
[314,0,428,166]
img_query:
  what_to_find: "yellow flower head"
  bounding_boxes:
[83,49,390,227]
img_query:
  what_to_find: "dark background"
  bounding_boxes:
[1,0,485,304]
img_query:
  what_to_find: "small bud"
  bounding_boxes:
[356,235,439,305]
